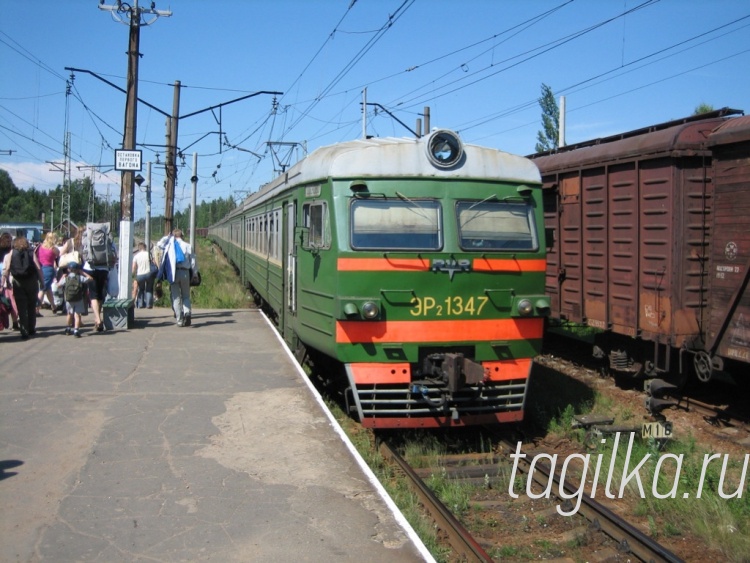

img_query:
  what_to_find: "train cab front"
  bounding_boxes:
[332,129,548,428]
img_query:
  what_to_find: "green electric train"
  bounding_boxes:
[209,129,550,428]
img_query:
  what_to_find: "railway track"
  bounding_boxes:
[379,441,494,563]
[645,379,750,431]
[379,437,684,562]
[676,396,750,431]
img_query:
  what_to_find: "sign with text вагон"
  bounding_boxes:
[115,149,142,171]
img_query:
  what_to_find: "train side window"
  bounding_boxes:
[350,199,442,250]
[303,202,330,249]
[456,200,538,251]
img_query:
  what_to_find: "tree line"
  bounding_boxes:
[0,168,236,237]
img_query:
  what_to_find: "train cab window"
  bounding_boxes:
[303,202,330,249]
[350,199,442,250]
[456,200,538,251]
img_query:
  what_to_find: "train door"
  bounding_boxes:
[242,216,247,287]
[283,201,297,341]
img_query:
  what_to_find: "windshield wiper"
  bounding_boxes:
[467,193,498,211]
[395,191,434,223]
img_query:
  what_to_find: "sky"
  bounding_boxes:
[2,0,749,225]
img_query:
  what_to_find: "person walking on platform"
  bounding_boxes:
[81,225,117,333]
[157,229,197,327]
[59,262,93,337]
[132,242,155,309]
[0,232,20,331]
[37,231,60,314]
[1,236,43,339]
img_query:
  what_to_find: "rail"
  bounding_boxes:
[496,438,683,563]
[379,441,493,563]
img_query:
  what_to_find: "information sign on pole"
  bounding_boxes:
[115,149,142,171]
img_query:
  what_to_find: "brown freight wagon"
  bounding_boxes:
[702,115,750,382]
[530,109,742,382]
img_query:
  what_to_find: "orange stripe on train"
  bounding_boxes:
[349,363,411,384]
[336,318,543,343]
[472,258,547,272]
[337,257,546,272]
[483,358,533,381]
[337,257,431,271]
[348,358,532,384]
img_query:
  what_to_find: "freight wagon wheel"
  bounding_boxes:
[693,351,714,383]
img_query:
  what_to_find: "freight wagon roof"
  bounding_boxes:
[707,114,750,146]
[529,108,743,174]
[242,134,540,209]
[530,117,730,173]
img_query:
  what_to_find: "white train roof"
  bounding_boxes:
[241,132,540,211]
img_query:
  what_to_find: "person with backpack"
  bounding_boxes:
[156,229,197,327]
[0,232,20,331]
[0,236,43,339]
[59,262,93,337]
[81,222,118,332]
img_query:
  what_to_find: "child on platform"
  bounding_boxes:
[60,262,92,337]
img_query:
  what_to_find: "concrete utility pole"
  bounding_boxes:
[144,161,152,252]
[99,0,171,299]
[190,153,197,249]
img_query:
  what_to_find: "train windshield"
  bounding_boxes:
[456,200,538,251]
[350,199,442,250]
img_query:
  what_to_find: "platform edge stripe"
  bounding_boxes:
[259,313,437,563]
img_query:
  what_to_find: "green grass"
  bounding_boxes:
[537,385,750,560]
[546,319,603,343]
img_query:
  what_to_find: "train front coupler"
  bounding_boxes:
[418,352,487,393]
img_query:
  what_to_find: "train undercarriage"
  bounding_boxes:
[592,331,736,388]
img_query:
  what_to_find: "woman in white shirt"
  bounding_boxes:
[132,242,155,308]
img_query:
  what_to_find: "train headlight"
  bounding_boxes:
[426,130,463,169]
[535,298,551,316]
[517,299,533,316]
[361,301,380,319]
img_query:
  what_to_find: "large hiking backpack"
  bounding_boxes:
[64,274,85,302]
[82,222,116,267]
[9,249,36,279]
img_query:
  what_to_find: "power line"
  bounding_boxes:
[392,0,662,111]
[279,0,415,140]
[456,15,750,135]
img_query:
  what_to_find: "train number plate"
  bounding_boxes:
[642,421,673,439]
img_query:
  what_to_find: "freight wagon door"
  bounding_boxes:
[707,142,750,365]
[542,184,561,316]
[605,163,639,336]
[558,174,585,323]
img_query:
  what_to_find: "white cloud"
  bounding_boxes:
[1,161,120,194]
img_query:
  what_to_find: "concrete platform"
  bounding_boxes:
[0,307,433,562]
